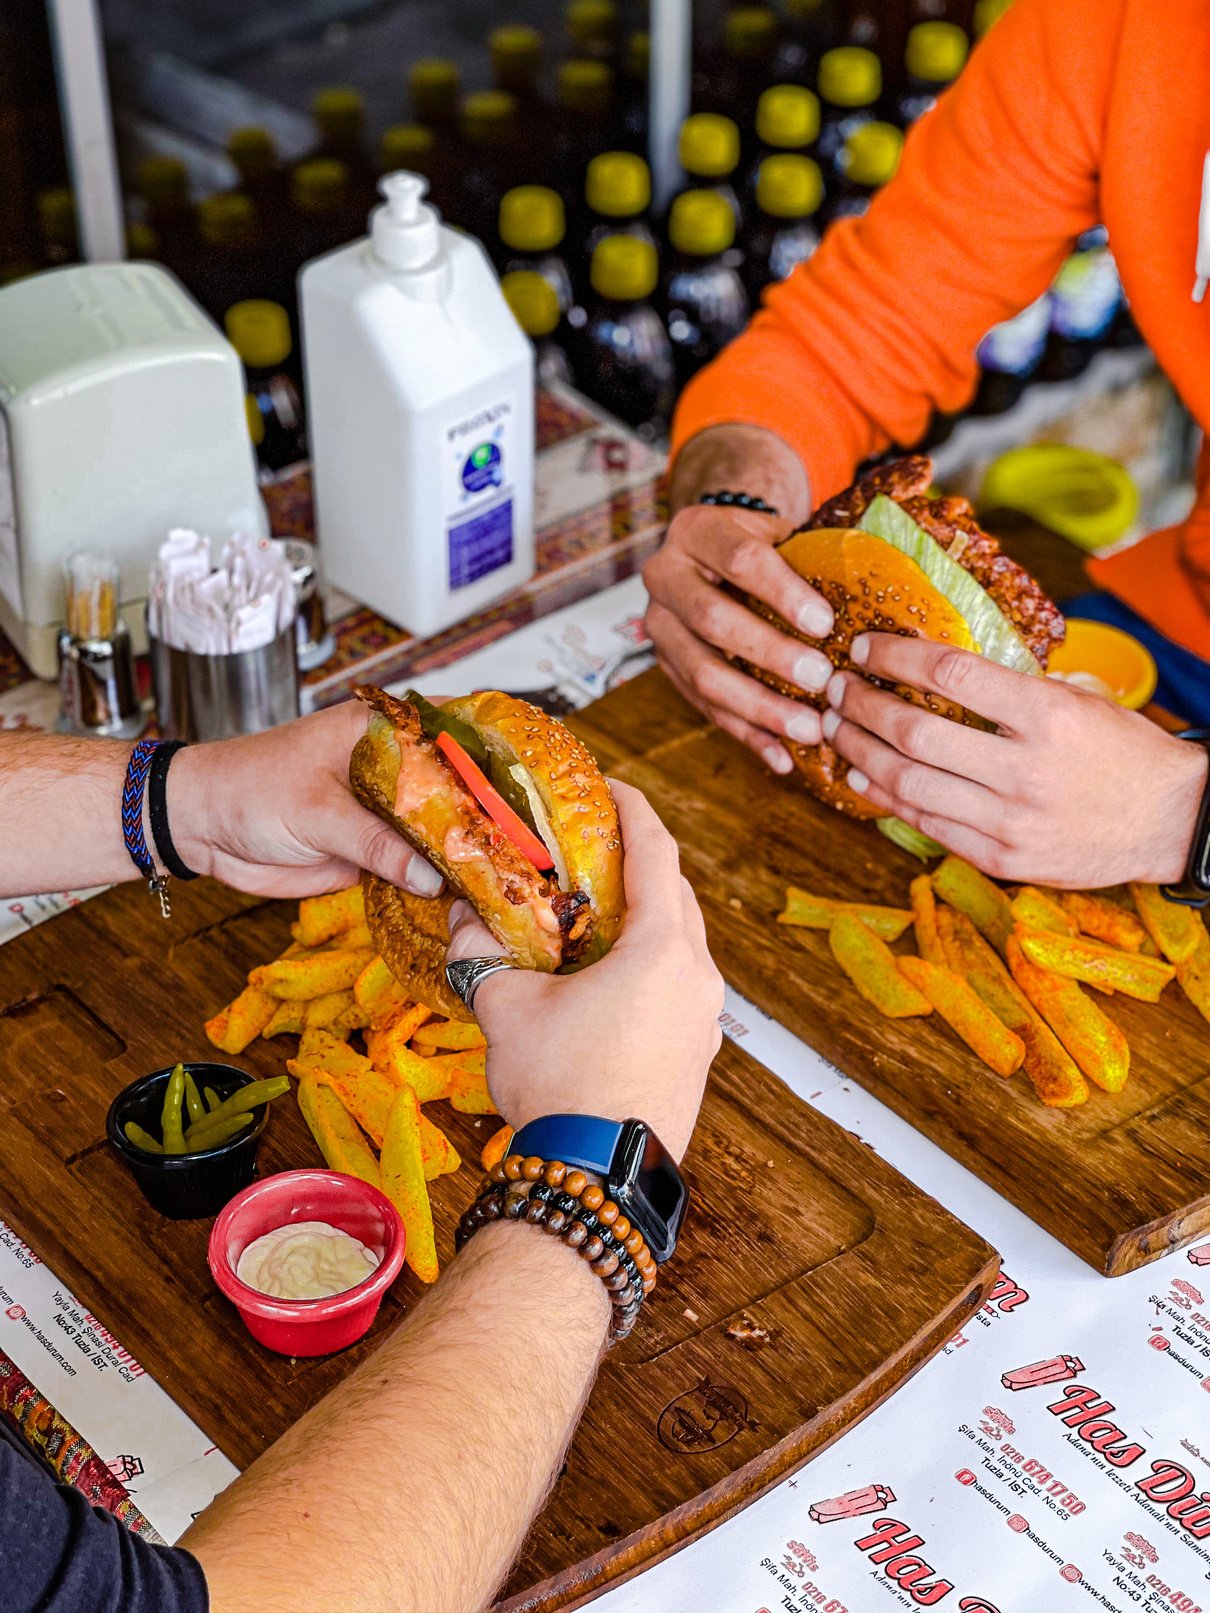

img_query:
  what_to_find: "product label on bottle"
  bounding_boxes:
[976,295,1052,376]
[1049,240,1122,340]
[0,408,22,617]
[443,396,517,590]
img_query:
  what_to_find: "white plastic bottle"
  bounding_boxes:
[300,172,535,637]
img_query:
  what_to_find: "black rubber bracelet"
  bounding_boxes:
[1161,730,1210,908]
[147,741,199,882]
[697,489,781,516]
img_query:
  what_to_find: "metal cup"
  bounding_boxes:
[280,538,335,673]
[58,621,147,739]
[148,622,300,742]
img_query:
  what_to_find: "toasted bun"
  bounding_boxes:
[360,875,474,1023]
[441,691,625,965]
[747,528,977,818]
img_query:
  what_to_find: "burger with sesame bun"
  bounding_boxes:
[741,456,1065,849]
[349,687,625,1020]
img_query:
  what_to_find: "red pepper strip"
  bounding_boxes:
[435,731,555,873]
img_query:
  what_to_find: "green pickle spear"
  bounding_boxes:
[124,1121,164,1154]
[160,1063,187,1154]
[183,1075,289,1145]
[182,1070,206,1126]
[185,1112,253,1152]
[203,1085,221,1112]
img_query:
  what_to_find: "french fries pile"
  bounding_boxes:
[779,859,1210,1109]
[203,885,514,1283]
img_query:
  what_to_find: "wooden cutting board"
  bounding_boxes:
[570,669,1210,1279]
[0,878,995,1611]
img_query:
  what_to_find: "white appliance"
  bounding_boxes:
[0,262,267,679]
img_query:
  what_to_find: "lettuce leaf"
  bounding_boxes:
[877,816,946,862]
[856,495,1041,676]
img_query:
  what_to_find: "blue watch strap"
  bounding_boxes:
[509,1114,625,1177]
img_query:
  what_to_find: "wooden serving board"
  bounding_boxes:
[570,670,1210,1280]
[0,878,995,1611]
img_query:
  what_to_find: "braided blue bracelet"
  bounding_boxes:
[122,739,172,917]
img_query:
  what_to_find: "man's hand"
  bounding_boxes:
[643,505,834,773]
[445,781,723,1161]
[824,633,1208,888]
[171,702,442,900]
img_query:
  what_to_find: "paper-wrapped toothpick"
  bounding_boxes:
[148,531,295,655]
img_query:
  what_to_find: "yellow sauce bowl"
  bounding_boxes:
[1046,618,1158,710]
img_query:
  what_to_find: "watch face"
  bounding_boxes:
[612,1121,689,1265]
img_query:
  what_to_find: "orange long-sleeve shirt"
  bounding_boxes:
[671,0,1210,658]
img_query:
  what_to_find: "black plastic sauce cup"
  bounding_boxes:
[107,1064,271,1220]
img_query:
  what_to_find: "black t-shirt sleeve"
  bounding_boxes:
[0,1439,209,1613]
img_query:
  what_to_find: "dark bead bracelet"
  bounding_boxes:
[456,1174,652,1341]
[697,489,781,517]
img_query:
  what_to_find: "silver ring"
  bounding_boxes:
[445,956,516,1013]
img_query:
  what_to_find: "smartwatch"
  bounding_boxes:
[508,1115,689,1265]
[1162,730,1210,908]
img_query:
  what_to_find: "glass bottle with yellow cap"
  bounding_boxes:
[694,6,780,124]
[226,299,306,472]
[227,125,287,212]
[502,269,573,387]
[290,158,358,263]
[895,21,968,128]
[668,114,744,238]
[308,87,375,210]
[134,155,198,278]
[572,234,674,438]
[773,0,843,83]
[742,154,823,299]
[35,187,76,267]
[551,58,616,194]
[744,85,821,202]
[377,123,456,220]
[661,190,750,390]
[616,30,649,154]
[582,151,656,285]
[409,58,462,139]
[815,45,881,171]
[457,90,525,243]
[498,186,574,314]
[824,121,902,225]
[490,24,547,112]
[193,191,263,321]
[566,0,618,66]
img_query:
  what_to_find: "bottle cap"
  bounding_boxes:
[499,186,565,251]
[291,158,350,213]
[490,24,543,86]
[312,86,365,145]
[669,189,735,256]
[973,0,1013,36]
[757,153,823,219]
[678,113,740,179]
[125,221,159,259]
[586,150,651,217]
[372,171,440,269]
[624,30,650,81]
[502,269,560,337]
[227,125,277,177]
[378,123,435,174]
[841,121,903,187]
[36,187,76,245]
[818,46,881,109]
[724,6,778,60]
[136,155,190,206]
[556,58,613,115]
[567,0,618,51]
[906,21,968,83]
[198,192,257,247]
[226,300,293,368]
[756,85,821,150]
[409,58,461,122]
[591,233,658,299]
[460,89,519,143]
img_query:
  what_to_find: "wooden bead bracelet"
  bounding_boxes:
[455,1154,658,1342]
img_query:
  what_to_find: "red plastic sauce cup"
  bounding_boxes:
[208,1169,405,1357]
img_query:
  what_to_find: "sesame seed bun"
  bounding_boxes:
[745,527,977,818]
